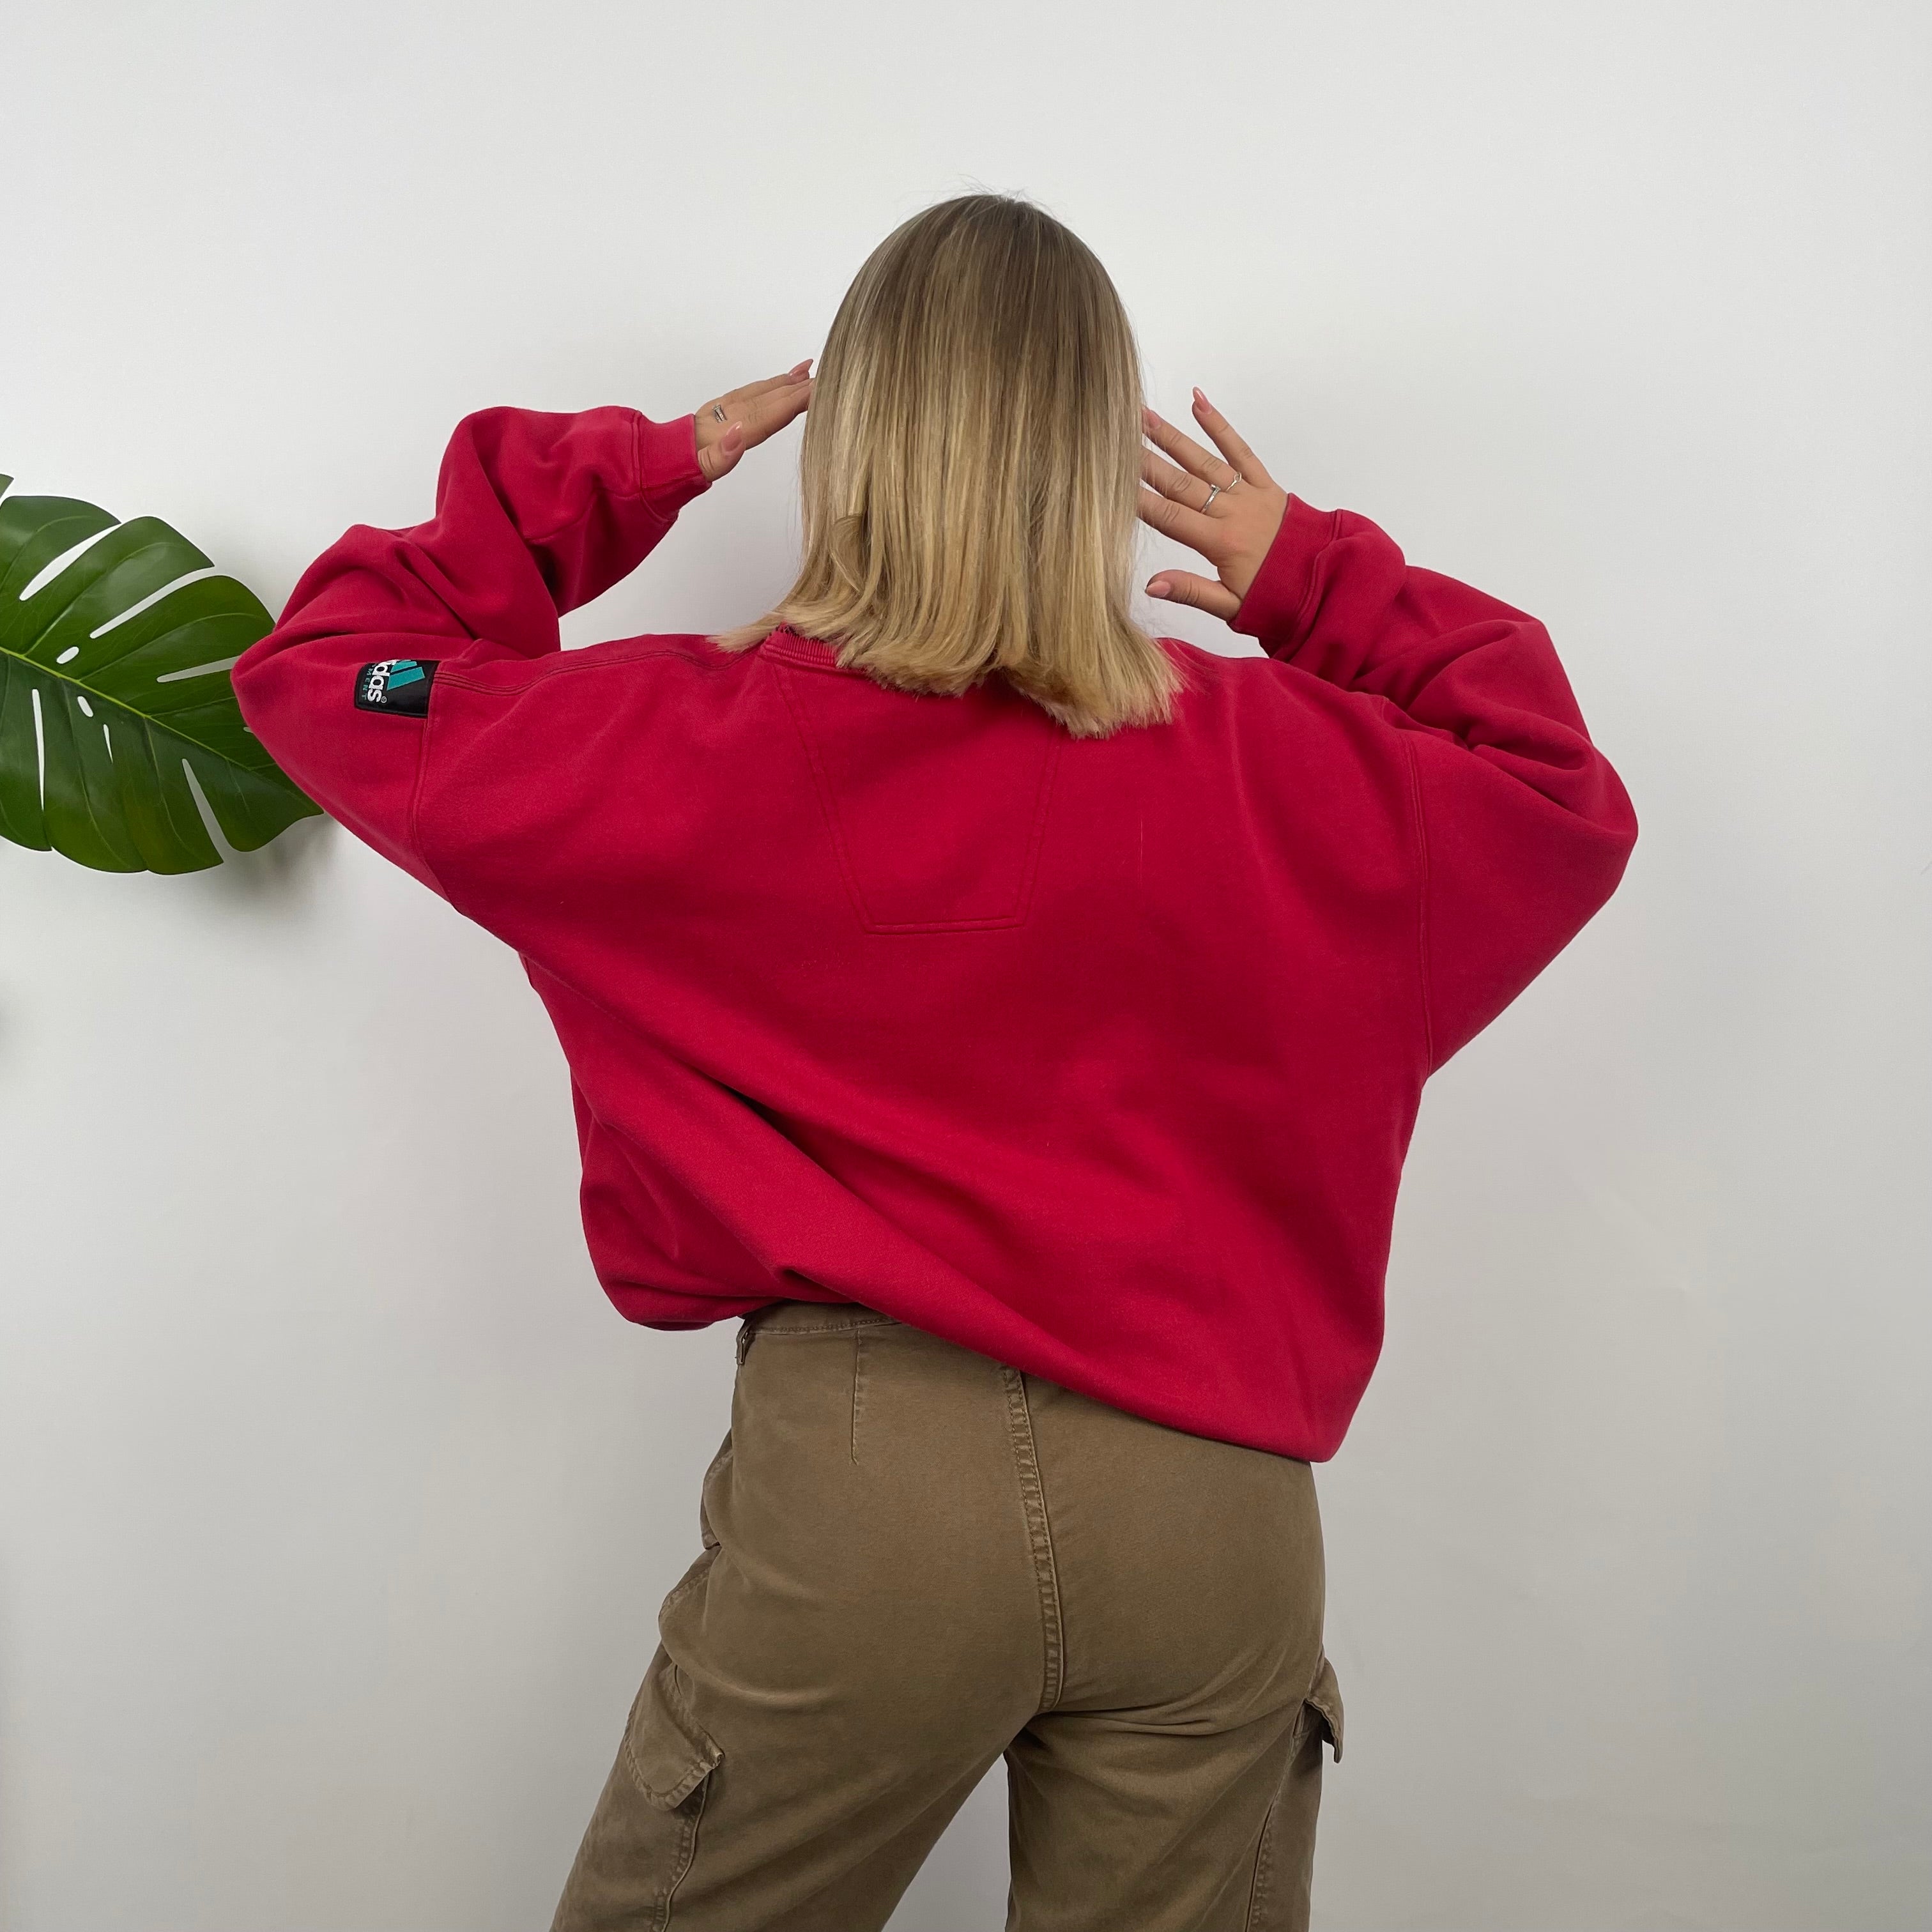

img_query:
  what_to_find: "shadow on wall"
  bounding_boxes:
[179,799,337,915]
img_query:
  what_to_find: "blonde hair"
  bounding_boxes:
[710,193,1190,738]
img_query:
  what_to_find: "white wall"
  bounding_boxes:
[3,3,1926,1926]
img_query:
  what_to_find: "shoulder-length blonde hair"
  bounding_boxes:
[710,193,1189,739]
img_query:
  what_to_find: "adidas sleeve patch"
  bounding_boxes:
[355,658,440,716]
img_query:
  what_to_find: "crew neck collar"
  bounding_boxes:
[757,626,866,675]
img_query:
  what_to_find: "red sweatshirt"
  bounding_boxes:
[232,405,1637,1461]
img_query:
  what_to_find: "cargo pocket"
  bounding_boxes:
[624,1656,723,1811]
[659,1430,735,1626]
[697,1427,734,1552]
[1244,1657,1344,1931]
[551,1655,724,1932]
[616,1657,722,1924]
[1302,1653,1344,1763]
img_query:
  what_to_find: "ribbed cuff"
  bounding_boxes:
[1229,495,1340,657]
[633,411,711,516]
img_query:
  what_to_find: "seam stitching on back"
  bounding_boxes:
[1246,1790,1279,1928]
[1001,1367,1066,1712]
[770,659,1066,936]
[770,658,875,927]
[438,643,730,696]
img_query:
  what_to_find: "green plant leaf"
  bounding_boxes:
[0,473,322,873]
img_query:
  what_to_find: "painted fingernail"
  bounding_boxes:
[1147,578,1172,597]
[1193,387,1208,408]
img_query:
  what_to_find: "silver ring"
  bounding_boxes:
[1200,482,1222,511]
[712,403,727,424]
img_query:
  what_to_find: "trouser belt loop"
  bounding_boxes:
[735,1317,755,1367]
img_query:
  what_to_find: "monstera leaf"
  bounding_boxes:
[0,473,320,872]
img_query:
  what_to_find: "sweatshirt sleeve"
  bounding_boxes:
[231,406,709,894]
[1230,496,1639,1074]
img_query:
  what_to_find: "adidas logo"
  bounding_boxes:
[355,657,438,716]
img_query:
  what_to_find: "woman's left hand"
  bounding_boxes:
[1137,390,1289,620]
[694,361,815,483]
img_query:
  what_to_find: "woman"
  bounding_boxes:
[234,194,1637,1931]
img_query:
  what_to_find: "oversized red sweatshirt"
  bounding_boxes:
[232,404,1637,1461]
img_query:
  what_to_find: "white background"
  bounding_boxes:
[3,3,1927,1926]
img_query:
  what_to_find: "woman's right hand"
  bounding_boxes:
[1138,390,1290,620]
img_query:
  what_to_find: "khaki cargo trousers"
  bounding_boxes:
[552,1301,1342,1931]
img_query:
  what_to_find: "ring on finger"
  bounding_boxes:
[712,403,728,424]
[1201,482,1222,511]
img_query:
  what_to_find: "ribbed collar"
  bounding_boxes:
[756,625,868,675]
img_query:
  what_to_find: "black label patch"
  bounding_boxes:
[355,657,438,716]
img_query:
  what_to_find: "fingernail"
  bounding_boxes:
[1147,578,1172,597]
[1193,387,1208,408]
